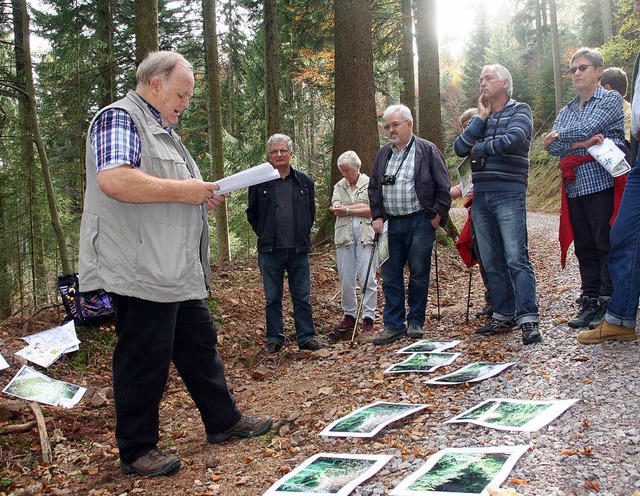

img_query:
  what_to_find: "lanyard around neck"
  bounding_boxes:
[386,135,415,177]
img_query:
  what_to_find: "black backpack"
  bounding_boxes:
[57,273,114,326]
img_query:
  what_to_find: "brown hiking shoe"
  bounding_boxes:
[577,320,637,344]
[120,449,181,477]
[207,415,273,444]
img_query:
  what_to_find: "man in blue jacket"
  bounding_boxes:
[368,104,451,344]
[247,134,322,354]
[454,64,541,345]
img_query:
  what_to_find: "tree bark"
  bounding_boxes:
[399,0,416,120]
[203,0,231,261]
[548,0,563,115]
[12,0,71,278]
[264,0,281,137]
[135,0,159,65]
[415,0,442,150]
[600,0,612,43]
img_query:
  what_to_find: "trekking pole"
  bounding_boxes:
[434,237,441,321]
[466,266,472,323]
[352,234,378,341]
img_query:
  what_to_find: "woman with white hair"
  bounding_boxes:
[329,150,378,340]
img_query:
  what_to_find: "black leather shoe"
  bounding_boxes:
[264,342,283,354]
[299,339,323,351]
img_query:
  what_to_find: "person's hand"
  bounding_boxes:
[329,205,350,217]
[372,218,384,234]
[477,94,491,120]
[571,134,605,150]
[201,182,227,210]
[430,214,441,229]
[543,130,558,151]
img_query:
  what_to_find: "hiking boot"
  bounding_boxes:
[362,317,374,334]
[264,342,283,355]
[120,449,181,477]
[475,302,493,318]
[334,314,356,332]
[521,322,542,345]
[407,324,423,339]
[587,297,608,329]
[299,339,323,351]
[567,296,600,328]
[475,317,518,336]
[207,415,273,444]
[372,328,407,345]
[577,320,637,344]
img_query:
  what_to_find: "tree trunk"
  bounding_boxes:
[600,0,612,43]
[549,0,563,114]
[415,0,442,150]
[264,0,280,137]
[399,0,416,119]
[96,0,115,108]
[534,0,543,55]
[135,0,159,65]
[12,0,72,278]
[203,0,231,261]
[319,0,379,244]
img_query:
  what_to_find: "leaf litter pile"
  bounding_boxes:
[1,212,639,496]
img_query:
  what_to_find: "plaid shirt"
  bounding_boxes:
[547,86,624,198]
[90,99,167,172]
[382,138,422,216]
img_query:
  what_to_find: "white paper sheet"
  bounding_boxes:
[213,162,280,194]
[588,138,631,177]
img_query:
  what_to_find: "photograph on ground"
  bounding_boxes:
[385,352,460,374]
[396,340,461,354]
[262,453,393,496]
[426,362,514,385]
[319,401,428,438]
[3,365,86,408]
[390,445,529,496]
[446,398,577,432]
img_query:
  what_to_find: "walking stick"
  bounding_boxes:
[466,266,472,323]
[352,234,378,341]
[434,237,441,321]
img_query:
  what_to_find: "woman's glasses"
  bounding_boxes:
[568,64,594,75]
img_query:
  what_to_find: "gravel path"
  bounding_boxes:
[354,211,640,496]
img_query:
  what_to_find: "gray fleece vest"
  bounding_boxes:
[78,90,210,302]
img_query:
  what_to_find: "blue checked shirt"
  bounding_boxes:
[90,100,168,172]
[547,86,625,198]
[382,138,422,216]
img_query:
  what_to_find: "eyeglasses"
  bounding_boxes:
[568,64,594,75]
[383,120,409,132]
[269,149,290,155]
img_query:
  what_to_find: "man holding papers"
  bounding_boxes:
[247,134,323,354]
[79,51,271,478]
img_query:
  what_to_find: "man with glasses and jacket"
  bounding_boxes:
[247,134,322,354]
[368,104,451,345]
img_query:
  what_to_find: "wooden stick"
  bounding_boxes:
[0,421,36,434]
[29,402,52,463]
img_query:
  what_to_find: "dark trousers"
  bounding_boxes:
[111,295,241,464]
[567,187,614,298]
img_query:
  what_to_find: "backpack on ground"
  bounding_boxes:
[57,273,114,326]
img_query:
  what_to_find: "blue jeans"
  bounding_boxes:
[258,248,316,346]
[472,191,539,324]
[380,211,435,331]
[605,158,640,327]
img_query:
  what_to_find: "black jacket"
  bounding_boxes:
[368,136,451,226]
[246,167,315,253]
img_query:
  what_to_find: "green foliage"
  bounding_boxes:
[461,3,490,106]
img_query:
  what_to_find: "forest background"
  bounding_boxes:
[0,0,638,320]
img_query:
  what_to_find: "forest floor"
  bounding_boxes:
[1,210,639,496]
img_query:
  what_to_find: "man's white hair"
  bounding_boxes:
[482,64,513,98]
[382,104,413,122]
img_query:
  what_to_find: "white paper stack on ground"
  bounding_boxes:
[16,320,80,368]
[0,352,9,370]
[3,365,86,408]
[214,162,280,195]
